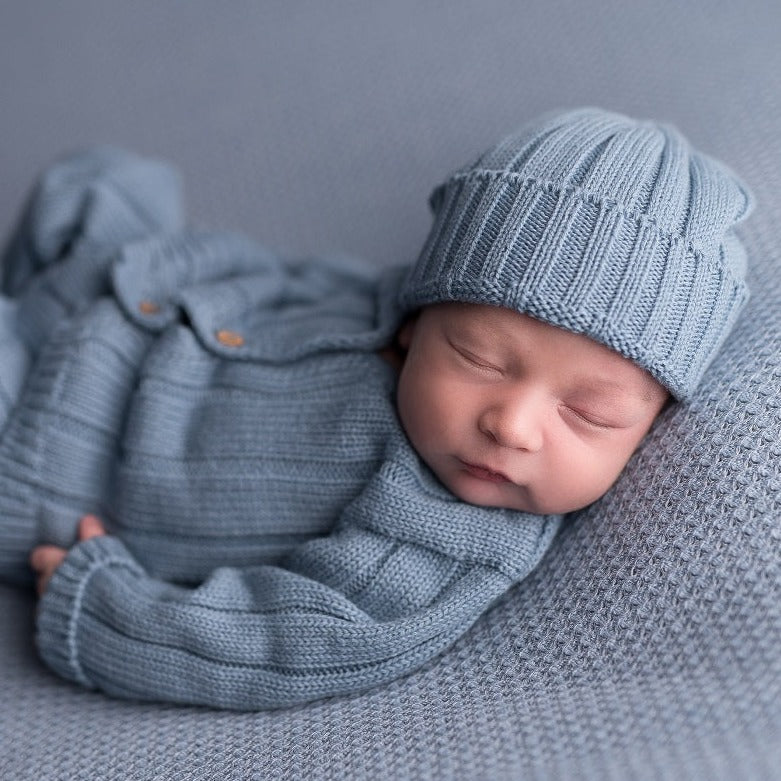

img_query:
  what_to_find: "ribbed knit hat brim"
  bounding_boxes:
[399,108,754,400]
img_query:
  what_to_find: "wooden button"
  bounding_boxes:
[138,300,160,315]
[216,329,244,347]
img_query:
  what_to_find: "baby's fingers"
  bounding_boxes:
[79,514,106,540]
[29,545,66,572]
[29,545,67,596]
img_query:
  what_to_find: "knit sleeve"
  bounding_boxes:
[35,436,561,710]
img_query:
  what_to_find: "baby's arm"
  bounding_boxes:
[31,438,560,710]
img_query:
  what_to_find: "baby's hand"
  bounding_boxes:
[29,515,107,596]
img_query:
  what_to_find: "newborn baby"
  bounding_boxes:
[0,107,752,709]
[393,302,668,516]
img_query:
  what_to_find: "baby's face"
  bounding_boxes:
[395,303,669,515]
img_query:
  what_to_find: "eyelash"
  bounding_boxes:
[563,406,613,430]
[455,346,502,374]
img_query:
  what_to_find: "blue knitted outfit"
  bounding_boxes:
[0,148,560,709]
[0,109,752,709]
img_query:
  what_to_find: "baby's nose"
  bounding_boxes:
[478,391,544,452]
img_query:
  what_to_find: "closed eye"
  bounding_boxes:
[451,343,503,375]
[562,405,615,430]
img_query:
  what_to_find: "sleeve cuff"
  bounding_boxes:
[35,535,143,688]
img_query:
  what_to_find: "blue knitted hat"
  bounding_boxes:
[399,107,755,400]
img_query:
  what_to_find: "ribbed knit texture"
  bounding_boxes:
[400,108,754,400]
[0,148,560,709]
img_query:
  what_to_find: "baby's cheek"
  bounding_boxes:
[397,379,437,454]
[548,451,626,512]
[400,368,453,441]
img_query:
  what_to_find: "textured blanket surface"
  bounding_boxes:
[1,0,780,778]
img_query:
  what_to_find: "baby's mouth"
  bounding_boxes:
[458,459,511,483]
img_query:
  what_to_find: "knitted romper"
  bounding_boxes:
[0,148,559,709]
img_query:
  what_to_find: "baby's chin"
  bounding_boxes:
[442,472,541,514]
[429,455,615,515]
[446,477,601,516]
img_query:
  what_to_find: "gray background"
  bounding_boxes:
[2,0,776,270]
[1,1,780,779]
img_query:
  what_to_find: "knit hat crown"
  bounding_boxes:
[399,107,755,400]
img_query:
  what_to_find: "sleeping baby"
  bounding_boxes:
[0,107,752,709]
